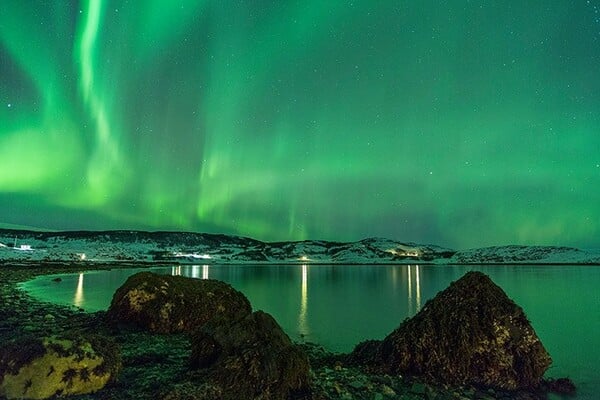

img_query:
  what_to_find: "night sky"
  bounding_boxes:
[1,1,599,248]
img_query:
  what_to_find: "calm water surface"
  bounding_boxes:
[21,264,600,399]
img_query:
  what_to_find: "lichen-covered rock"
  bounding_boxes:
[190,311,311,400]
[0,335,120,399]
[350,271,552,390]
[106,272,251,333]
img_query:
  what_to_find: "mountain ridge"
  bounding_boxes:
[0,229,598,265]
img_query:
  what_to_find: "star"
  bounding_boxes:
[0,2,598,249]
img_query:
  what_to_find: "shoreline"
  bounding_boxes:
[3,260,600,267]
[0,264,569,399]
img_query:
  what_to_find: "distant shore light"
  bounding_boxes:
[173,251,212,260]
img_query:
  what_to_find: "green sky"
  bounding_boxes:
[1,1,599,248]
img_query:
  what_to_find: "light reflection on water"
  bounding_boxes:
[21,264,429,346]
[406,264,422,317]
[20,264,600,399]
[299,264,309,336]
[145,263,422,340]
[74,273,84,308]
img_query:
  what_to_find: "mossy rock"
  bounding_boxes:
[106,272,251,333]
[0,335,120,399]
[350,271,552,390]
[190,311,311,400]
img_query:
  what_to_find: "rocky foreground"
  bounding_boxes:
[0,264,574,400]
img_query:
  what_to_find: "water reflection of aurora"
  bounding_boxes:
[166,263,424,338]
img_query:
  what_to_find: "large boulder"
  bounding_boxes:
[0,335,120,399]
[106,272,251,333]
[190,311,311,400]
[350,271,552,390]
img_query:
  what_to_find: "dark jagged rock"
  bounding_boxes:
[0,334,120,399]
[106,272,251,333]
[190,311,311,400]
[544,377,576,395]
[349,271,552,390]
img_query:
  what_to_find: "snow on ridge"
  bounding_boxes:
[451,245,598,264]
[0,229,597,264]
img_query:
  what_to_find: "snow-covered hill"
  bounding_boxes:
[450,245,600,264]
[0,230,452,264]
[0,229,598,264]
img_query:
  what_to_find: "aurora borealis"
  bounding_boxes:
[1,1,599,248]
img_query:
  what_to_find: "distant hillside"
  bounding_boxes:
[450,245,599,264]
[0,229,598,264]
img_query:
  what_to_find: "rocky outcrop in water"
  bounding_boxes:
[106,272,251,333]
[350,271,552,390]
[0,335,120,399]
[189,310,311,400]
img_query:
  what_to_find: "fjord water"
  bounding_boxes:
[22,265,599,398]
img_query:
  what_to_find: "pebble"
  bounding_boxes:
[381,384,395,396]
[411,382,427,394]
[350,380,365,389]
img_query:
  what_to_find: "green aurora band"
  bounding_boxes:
[1,1,599,248]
